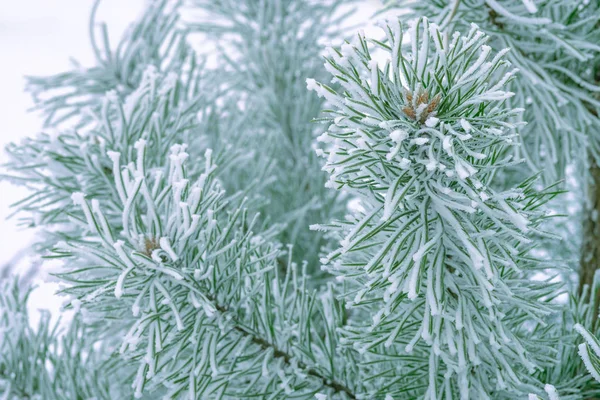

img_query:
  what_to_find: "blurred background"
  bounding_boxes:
[0,0,383,322]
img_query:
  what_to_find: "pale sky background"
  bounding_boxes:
[0,0,384,323]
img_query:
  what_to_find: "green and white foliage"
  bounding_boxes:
[4,0,600,399]
[0,279,130,399]
[382,0,600,183]
[376,1,600,396]
[576,323,600,386]
[3,66,214,248]
[309,18,561,398]
[27,0,205,130]
[54,141,365,399]
[183,0,353,269]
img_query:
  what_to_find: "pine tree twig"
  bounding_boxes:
[210,299,357,399]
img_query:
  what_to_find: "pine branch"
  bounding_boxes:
[6,0,600,398]
[50,123,361,397]
[309,17,563,398]
[3,67,219,251]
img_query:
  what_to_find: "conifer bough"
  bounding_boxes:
[1,0,600,399]
[309,17,561,399]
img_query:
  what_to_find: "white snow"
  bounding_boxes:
[390,129,408,143]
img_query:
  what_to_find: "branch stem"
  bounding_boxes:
[206,290,358,399]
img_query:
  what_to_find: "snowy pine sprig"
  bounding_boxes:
[3,65,214,249]
[309,17,562,398]
[308,17,522,200]
[573,272,600,393]
[3,0,597,399]
[53,140,363,399]
[383,0,600,181]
